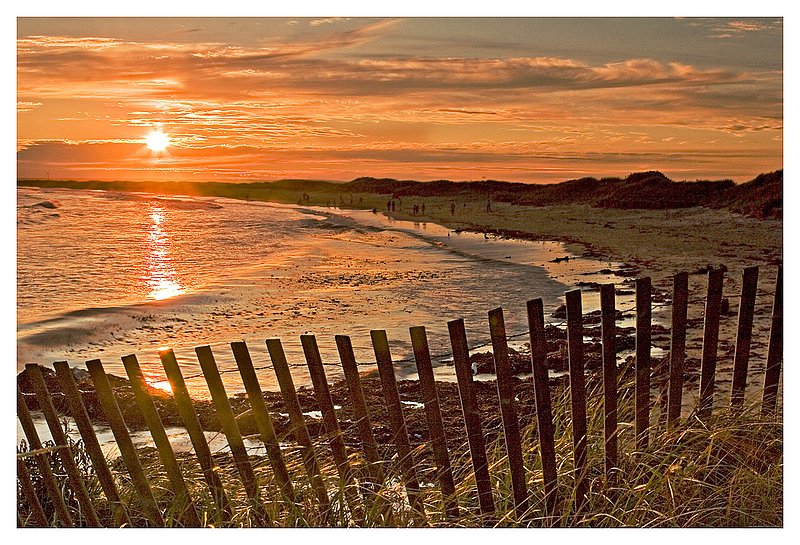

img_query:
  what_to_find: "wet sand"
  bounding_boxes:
[17,186,782,454]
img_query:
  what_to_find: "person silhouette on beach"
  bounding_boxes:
[422,203,426,214]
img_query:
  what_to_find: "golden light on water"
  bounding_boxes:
[148,379,173,394]
[141,367,174,393]
[144,206,186,300]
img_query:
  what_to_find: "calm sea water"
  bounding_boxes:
[17,186,626,397]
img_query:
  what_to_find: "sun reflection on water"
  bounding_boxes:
[144,206,186,300]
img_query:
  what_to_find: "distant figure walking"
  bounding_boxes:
[391,201,396,212]
[486,198,492,212]
[421,203,426,214]
[450,200,456,216]
[413,204,419,215]
[387,200,392,212]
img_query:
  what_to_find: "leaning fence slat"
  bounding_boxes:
[25,364,102,527]
[565,290,589,508]
[86,359,165,526]
[731,266,759,409]
[195,345,269,524]
[158,349,233,520]
[16,386,73,527]
[53,361,131,527]
[230,341,295,501]
[266,338,331,522]
[635,278,652,450]
[448,318,495,517]
[301,335,363,522]
[488,308,529,518]
[371,330,426,518]
[762,266,783,416]
[699,268,725,417]
[120,354,200,527]
[600,284,618,483]
[409,326,459,519]
[17,450,49,527]
[667,272,689,427]
[526,299,559,519]
[335,335,383,484]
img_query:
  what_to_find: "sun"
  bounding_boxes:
[145,129,170,152]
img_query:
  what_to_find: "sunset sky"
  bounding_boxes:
[16,16,783,184]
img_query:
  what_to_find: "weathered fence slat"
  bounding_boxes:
[16,386,73,527]
[409,326,459,519]
[447,318,495,518]
[86,359,165,526]
[699,268,725,417]
[120,355,200,527]
[526,299,559,520]
[565,290,589,508]
[370,330,426,518]
[335,335,383,483]
[266,338,331,522]
[158,349,233,520]
[488,308,529,518]
[195,345,269,524]
[667,272,689,426]
[17,451,49,527]
[600,284,618,482]
[301,335,363,522]
[230,341,295,501]
[635,278,652,450]
[53,361,131,527]
[25,364,103,527]
[762,266,783,416]
[731,266,759,408]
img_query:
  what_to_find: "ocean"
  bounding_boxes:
[17,186,628,398]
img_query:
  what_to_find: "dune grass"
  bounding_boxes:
[17,369,782,528]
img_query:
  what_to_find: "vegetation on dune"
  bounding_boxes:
[17,366,782,528]
[18,169,783,220]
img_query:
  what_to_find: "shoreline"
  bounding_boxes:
[17,184,781,383]
[17,186,634,389]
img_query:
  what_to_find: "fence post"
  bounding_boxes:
[762,266,783,416]
[86,359,165,526]
[53,361,131,527]
[667,272,689,427]
[195,345,270,524]
[699,268,725,418]
[448,318,495,519]
[565,290,588,509]
[635,278,652,450]
[731,266,759,409]
[370,330,426,520]
[409,326,460,519]
[17,452,49,527]
[488,308,529,518]
[266,338,331,523]
[25,364,103,527]
[526,299,559,520]
[158,349,233,520]
[16,386,73,527]
[230,341,295,502]
[301,335,364,523]
[600,284,618,483]
[120,355,200,527]
[335,335,383,485]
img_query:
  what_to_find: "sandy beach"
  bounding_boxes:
[17,179,782,456]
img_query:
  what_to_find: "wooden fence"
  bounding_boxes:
[16,266,783,527]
